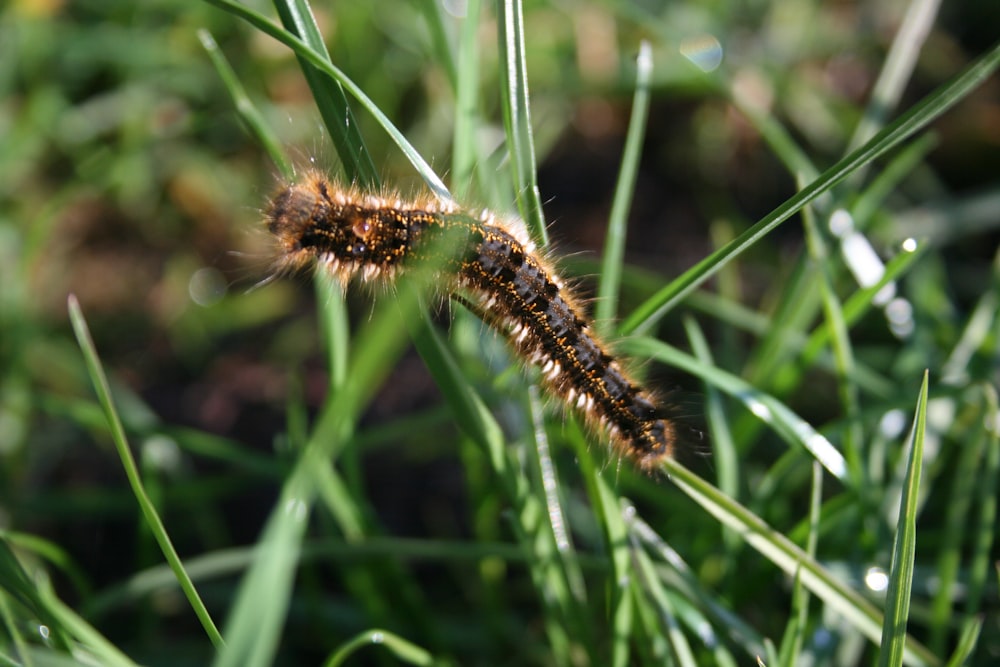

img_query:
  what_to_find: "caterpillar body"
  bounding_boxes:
[266,171,678,471]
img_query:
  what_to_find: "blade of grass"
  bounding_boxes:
[202,0,451,198]
[659,457,937,667]
[496,0,547,245]
[198,29,292,177]
[625,335,849,482]
[876,371,928,667]
[846,0,941,154]
[595,40,652,332]
[322,628,439,667]
[619,41,1000,335]
[943,617,984,667]
[965,383,999,618]
[271,0,378,187]
[67,295,225,650]
[590,477,634,667]
[450,0,482,200]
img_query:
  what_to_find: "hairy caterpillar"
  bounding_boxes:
[266,171,679,471]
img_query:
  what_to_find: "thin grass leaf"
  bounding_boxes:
[626,335,849,481]
[407,307,588,661]
[595,40,652,331]
[198,29,292,178]
[630,541,698,667]
[496,0,547,245]
[34,583,140,667]
[928,392,988,653]
[271,0,378,187]
[943,617,984,667]
[877,371,929,667]
[322,628,441,667]
[683,316,739,548]
[619,41,1000,335]
[0,591,31,667]
[965,383,999,618]
[846,0,941,154]
[450,0,482,200]
[777,462,822,667]
[629,513,768,657]
[590,477,633,667]
[202,0,450,198]
[659,458,937,667]
[802,207,866,487]
[66,295,225,650]
[211,470,311,667]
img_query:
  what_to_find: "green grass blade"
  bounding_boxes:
[965,384,999,618]
[198,28,292,178]
[271,0,378,186]
[322,628,440,667]
[595,40,652,331]
[591,477,634,667]
[620,41,1000,335]
[67,295,225,650]
[450,0,482,199]
[943,617,984,667]
[496,0,547,245]
[624,336,849,481]
[877,371,929,667]
[846,0,940,153]
[212,470,311,667]
[202,0,450,197]
[660,458,937,667]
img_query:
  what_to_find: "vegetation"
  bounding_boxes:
[1,0,998,665]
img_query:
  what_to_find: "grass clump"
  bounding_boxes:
[1,1,998,666]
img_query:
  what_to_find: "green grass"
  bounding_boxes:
[1,0,999,666]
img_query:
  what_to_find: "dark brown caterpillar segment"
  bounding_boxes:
[266,171,677,471]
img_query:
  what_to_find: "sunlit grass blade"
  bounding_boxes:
[595,40,652,331]
[619,41,1000,335]
[659,458,938,667]
[846,0,940,153]
[624,335,849,481]
[66,295,225,650]
[322,628,440,667]
[496,0,547,245]
[590,476,634,667]
[802,208,865,485]
[876,371,928,667]
[630,541,697,666]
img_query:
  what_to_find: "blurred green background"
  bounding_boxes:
[1,0,998,665]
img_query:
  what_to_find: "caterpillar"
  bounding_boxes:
[266,170,679,471]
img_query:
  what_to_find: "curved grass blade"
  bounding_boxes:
[622,336,849,481]
[67,295,225,650]
[660,458,938,667]
[202,0,451,199]
[322,628,440,667]
[619,41,1000,335]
